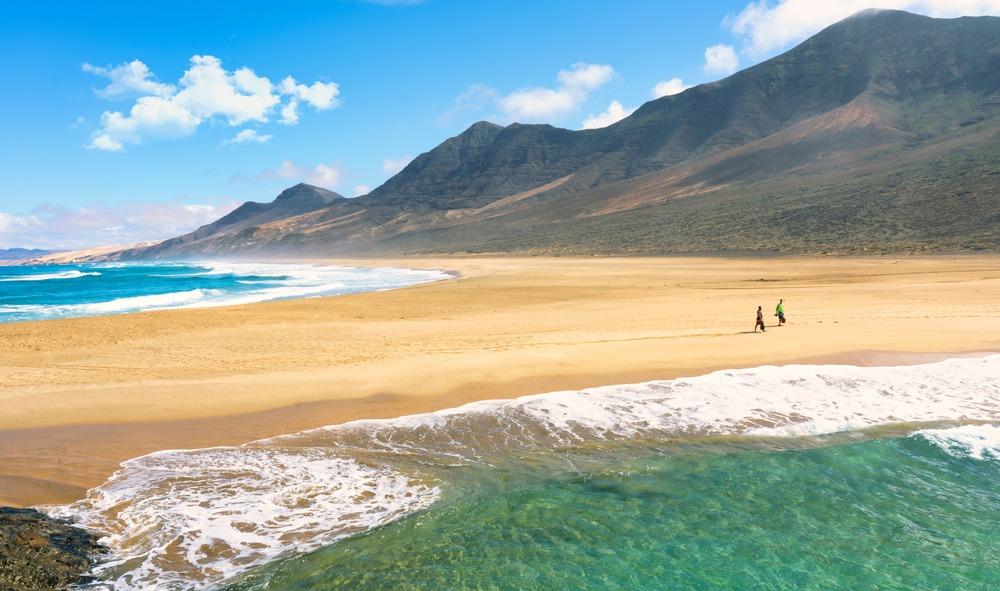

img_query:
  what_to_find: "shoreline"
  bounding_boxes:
[1,256,998,506]
[3,347,991,509]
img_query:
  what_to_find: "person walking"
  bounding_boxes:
[775,299,786,326]
[755,306,766,332]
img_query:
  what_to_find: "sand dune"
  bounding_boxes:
[1,256,998,506]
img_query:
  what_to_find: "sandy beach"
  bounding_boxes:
[1,256,999,507]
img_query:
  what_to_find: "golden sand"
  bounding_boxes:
[1,256,998,506]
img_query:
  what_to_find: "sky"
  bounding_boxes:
[1,0,998,250]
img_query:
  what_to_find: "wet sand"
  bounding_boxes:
[1,256,998,506]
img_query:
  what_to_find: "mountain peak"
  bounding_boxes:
[123,11,1000,259]
[274,183,342,202]
[467,121,503,132]
[453,121,505,145]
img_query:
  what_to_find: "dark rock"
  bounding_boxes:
[0,507,104,591]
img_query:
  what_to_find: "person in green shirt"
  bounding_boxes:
[775,299,786,325]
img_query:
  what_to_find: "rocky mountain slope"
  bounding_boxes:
[122,10,1000,258]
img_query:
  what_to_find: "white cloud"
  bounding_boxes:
[171,56,279,125]
[307,164,342,189]
[87,95,201,151]
[280,99,300,125]
[727,0,1000,57]
[260,160,343,190]
[280,76,340,110]
[84,55,340,151]
[498,62,616,122]
[704,44,740,76]
[382,155,413,175]
[556,63,616,93]
[500,88,576,122]
[87,134,124,152]
[277,78,339,125]
[353,184,372,197]
[225,129,272,146]
[0,212,37,234]
[651,78,691,98]
[581,100,636,129]
[82,60,175,98]
[0,200,238,250]
[439,83,499,124]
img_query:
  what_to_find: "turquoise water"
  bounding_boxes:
[228,432,998,591]
[0,262,449,323]
[50,356,1000,590]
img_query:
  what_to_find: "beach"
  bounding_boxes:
[1,255,999,507]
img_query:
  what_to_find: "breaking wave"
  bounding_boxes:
[44,355,1000,590]
[0,269,100,281]
[915,423,1000,461]
[0,262,452,323]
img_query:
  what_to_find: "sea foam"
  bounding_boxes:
[47,355,1000,590]
[915,423,1000,461]
[47,448,438,590]
[0,262,452,323]
[0,269,100,281]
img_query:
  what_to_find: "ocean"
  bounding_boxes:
[0,262,451,323]
[41,355,999,590]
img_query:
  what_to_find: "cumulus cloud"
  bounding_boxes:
[727,0,1000,57]
[84,56,340,151]
[498,63,616,122]
[0,200,238,250]
[278,76,341,125]
[382,155,413,175]
[259,160,343,190]
[651,78,691,98]
[225,129,272,146]
[279,99,300,125]
[353,184,372,197]
[581,100,636,129]
[82,60,175,98]
[703,44,740,76]
[280,76,340,110]
[88,96,201,151]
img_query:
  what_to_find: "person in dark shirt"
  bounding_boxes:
[755,306,766,332]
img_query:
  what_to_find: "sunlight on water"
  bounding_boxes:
[227,431,999,590]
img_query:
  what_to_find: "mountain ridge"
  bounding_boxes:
[118,9,1000,259]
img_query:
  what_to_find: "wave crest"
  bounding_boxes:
[915,424,1000,461]
[0,269,100,282]
[47,355,1000,590]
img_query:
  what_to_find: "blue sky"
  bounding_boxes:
[1,0,997,249]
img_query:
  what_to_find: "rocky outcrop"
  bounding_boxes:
[0,507,104,591]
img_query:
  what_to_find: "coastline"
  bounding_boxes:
[1,256,998,506]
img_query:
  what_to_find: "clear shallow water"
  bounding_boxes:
[45,356,1000,590]
[0,262,451,323]
[226,430,1000,591]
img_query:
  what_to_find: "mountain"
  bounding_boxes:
[123,10,1000,259]
[0,248,52,261]
[133,183,345,258]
